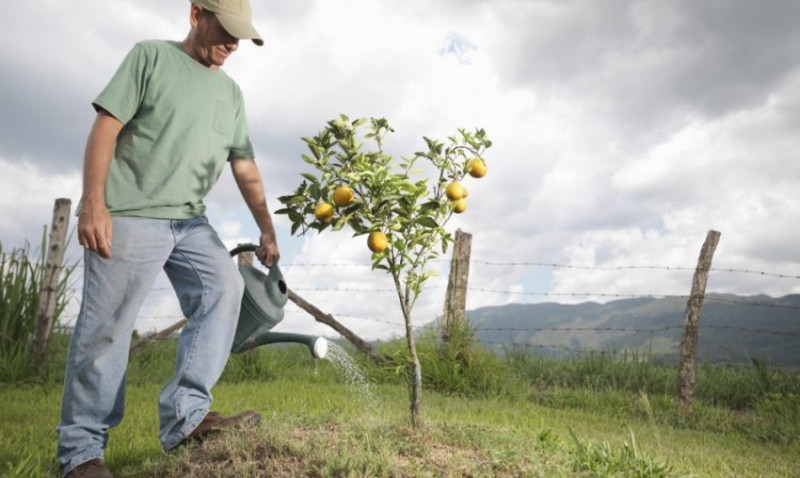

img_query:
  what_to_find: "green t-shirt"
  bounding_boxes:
[93,40,254,219]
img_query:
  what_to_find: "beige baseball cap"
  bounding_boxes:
[192,0,263,46]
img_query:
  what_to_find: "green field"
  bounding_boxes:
[2,336,799,477]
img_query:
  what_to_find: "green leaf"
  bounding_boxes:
[285,195,308,206]
[310,182,321,199]
[417,216,439,228]
[419,201,440,214]
[287,210,303,225]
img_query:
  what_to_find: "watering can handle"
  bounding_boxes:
[230,243,282,279]
[229,243,258,257]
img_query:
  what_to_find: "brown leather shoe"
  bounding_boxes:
[64,459,113,478]
[186,410,261,443]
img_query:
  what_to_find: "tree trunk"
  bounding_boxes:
[403,302,422,428]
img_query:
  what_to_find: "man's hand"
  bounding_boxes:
[78,198,113,258]
[256,231,280,268]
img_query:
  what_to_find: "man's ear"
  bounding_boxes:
[189,4,203,28]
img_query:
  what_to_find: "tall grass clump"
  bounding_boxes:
[366,324,520,398]
[504,347,676,396]
[692,359,800,409]
[0,231,74,383]
[569,429,692,478]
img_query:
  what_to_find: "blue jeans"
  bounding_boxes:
[56,216,244,474]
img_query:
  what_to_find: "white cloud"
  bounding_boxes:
[3,0,800,341]
[0,158,82,247]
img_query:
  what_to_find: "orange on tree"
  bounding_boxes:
[314,202,334,223]
[333,185,355,207]
[453,198,467,214]
[445,181,466,201]
[367,231,389,253]
[467,158,488,178]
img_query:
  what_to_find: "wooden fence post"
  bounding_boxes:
[677,229,721,413]
[236,245,255,267]
[442,229,472,341]
[31,198,72,366]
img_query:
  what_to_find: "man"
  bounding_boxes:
[57,1,279,476]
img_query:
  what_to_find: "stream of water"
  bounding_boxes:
[322,343,379,412]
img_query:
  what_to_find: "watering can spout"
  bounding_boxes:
[232,330,328,359]
[229,244,327,359]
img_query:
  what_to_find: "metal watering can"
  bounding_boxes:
[229,244,328,359]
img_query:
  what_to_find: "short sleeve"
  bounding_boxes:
[228,92,255,160]
[92,42,152,124]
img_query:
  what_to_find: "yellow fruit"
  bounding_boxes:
[462,187,469,198]
[445,182,466,201]
[453,198,467,214]
[333,185,355,207]
[367,231,389,253]
[468,158,488,178]
[314,203,334,223]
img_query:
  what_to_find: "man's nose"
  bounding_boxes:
[225,35,239,50]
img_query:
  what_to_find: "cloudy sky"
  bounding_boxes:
[2,0,799,341]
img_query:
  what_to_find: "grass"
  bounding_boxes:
[2,335,799,477]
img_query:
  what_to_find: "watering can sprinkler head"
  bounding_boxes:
[232,330,328,359]
[229,244,328,359]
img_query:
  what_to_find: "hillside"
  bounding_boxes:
[467,294,800,368]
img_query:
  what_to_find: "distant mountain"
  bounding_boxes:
[465,294,800,369]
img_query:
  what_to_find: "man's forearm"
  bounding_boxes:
[231,158,276,235]
[82,111,123,204]
[231,158,280,266]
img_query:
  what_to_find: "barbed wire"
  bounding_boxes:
[284,308,406,328]
[77,284,800,311]
[477,341,797,371]
[272,259,800,280]
[467,260,800,280]
[704,296,800,310]
[67,258,800,279]
[60,307,798,338]
[476,326,681,334]
[475,325,800,338]
[478,340,679,359]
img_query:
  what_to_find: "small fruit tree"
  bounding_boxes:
[276,115,491,427]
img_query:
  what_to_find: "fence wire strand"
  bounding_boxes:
[59,253,799,358]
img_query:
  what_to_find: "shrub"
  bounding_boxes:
[0,231,74,383]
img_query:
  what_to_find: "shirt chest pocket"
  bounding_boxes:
[213,100,235,139]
